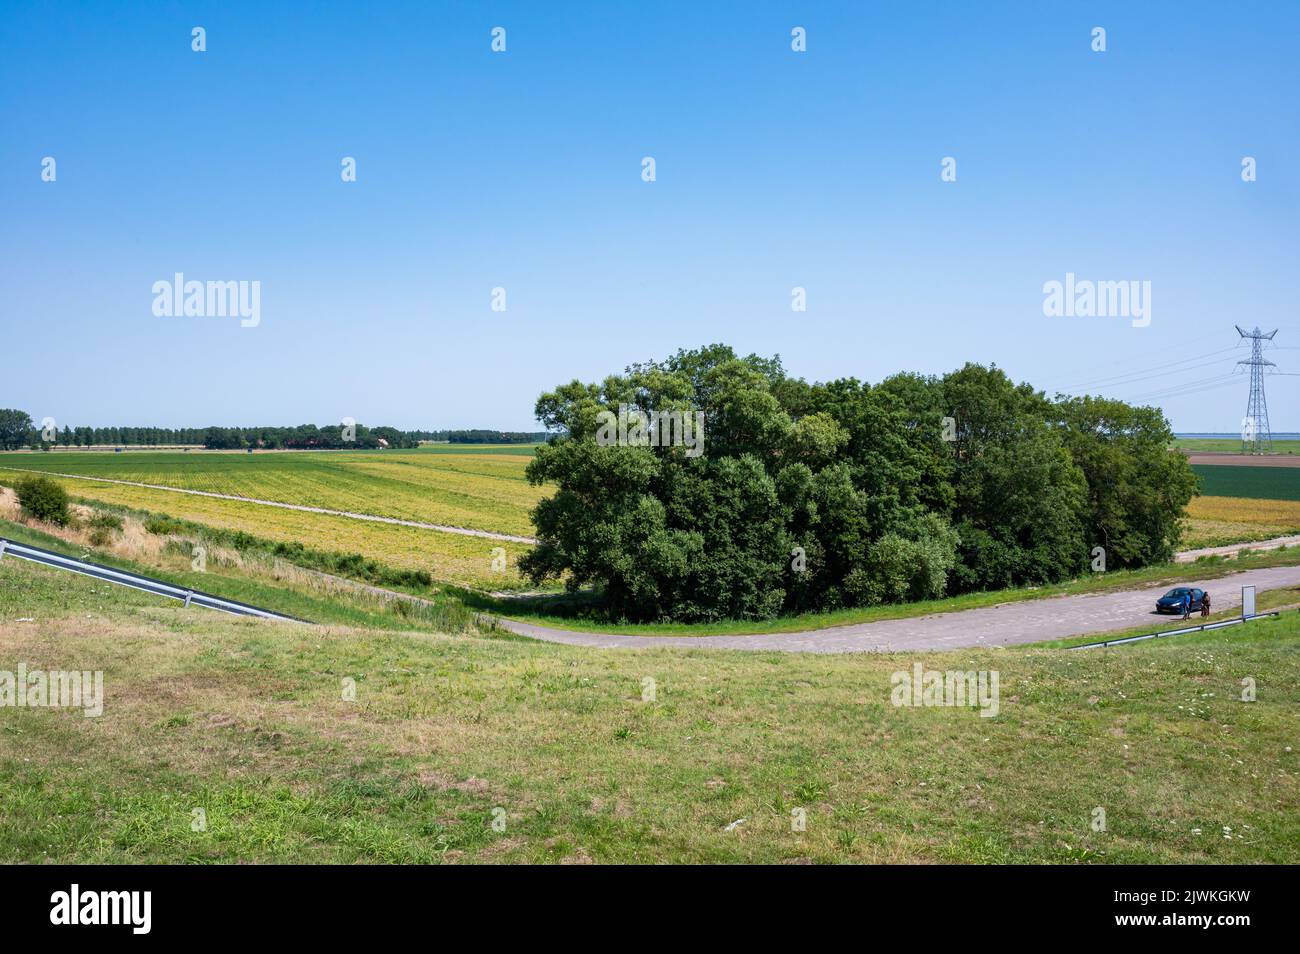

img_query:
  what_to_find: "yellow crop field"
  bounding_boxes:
[1182,495,1300,549]
[0,449,546,537]
[0,467,534,589]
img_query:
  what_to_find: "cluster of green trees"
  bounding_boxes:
[0,411,210,448]
[520,345,1199,622]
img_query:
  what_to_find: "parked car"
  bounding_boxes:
[1156,587,1204,614]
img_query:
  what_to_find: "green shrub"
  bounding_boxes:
[86,512,124,547]
[144,516,185,535]
[88,512,124,532]
[15,476,71,526]
[136,509,433,591]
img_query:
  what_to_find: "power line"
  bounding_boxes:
[1067,356,1239,393]
[1052,346,1240,392]
[1121,373,1241,402]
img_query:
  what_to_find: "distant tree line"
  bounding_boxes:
[0,410,551,451]
[200,424,416,450]
[522,344,1199,623]
[201,426,550,448]
[435,429,550,444]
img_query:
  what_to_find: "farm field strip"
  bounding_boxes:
[1186,494,1300,526]
[1176,437,1300,455]
[1191,464,1300,501]
[1181,495,1300,549]
[0,469,535,589]
[0,450,545,536]
[0,467,537,543]
[1186,454,1300,467]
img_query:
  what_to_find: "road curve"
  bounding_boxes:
[495,564,1300,653]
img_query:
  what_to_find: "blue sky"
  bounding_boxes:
[3,1,1297,431]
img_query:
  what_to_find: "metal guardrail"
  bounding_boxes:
[1068,611,1279,650]
[0,536,308,623]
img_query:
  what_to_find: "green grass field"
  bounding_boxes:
[0,555,1295,864]
[1192,465,1300,501]
[1175,437,1300,454]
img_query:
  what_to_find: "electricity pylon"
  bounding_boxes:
[1236,325,1277,454]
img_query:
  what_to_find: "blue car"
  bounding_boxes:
[1156,587,1204,615]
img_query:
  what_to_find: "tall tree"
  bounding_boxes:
[0,409,33,449]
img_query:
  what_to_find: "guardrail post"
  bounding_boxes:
[0,540,6,561]
[184,590,193,608]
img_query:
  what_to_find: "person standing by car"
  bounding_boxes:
[1201,590,1211,618]
[1181,589,1192,620]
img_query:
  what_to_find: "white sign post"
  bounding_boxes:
[1242,584,1256,619]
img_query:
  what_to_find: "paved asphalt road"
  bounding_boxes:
[496,564,1300,653]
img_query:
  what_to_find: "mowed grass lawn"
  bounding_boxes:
[0,447,545,537]
[1,558,1296,864]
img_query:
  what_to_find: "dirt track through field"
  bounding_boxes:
[0,468,538,544]
[1186,453,1300,467]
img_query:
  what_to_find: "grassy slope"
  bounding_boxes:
[0,518,484,635]
[0,556,1296,864]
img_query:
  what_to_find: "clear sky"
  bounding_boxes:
[3,1,1297,432]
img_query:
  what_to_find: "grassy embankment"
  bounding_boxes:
[0,553,1296,864]
[0,510,485,637]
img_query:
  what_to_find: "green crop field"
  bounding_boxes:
[1192,464,1300,501]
